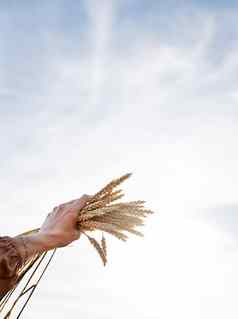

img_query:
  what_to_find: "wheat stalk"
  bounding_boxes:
[76,173,154,265]
[0,173,155,318]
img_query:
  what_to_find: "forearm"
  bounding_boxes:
[13,233,56,261]
[0,195,88,297]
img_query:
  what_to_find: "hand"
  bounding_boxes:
[38,194,91,250]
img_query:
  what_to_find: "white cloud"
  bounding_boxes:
[1,2,238,318]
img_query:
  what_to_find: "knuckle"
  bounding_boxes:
[81,194,88,201]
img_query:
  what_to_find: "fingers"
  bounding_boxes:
[73,229,81,241]
[67,195,91,214]
[57,195,92,209]
[51,205,61,216]
[52,194,92,216]
[62,198,79,206]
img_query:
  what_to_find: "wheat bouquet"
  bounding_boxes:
[0,173,154,318]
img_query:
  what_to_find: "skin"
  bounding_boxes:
[14,194,91,259]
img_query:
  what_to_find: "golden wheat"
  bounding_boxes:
[75,173,154,265]
[0,173,155,318]
[17,173,154,269]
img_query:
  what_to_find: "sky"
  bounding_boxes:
[0,0,238,318]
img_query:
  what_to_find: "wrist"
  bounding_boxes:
[36,230,66,250]
[31,232,58,251]
[14,232,56,259]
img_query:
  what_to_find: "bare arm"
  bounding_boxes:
[15,194,91,257]
[0,194,90,295]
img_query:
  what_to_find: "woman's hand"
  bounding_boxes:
[14,195,91,259]
[38,194,91,249]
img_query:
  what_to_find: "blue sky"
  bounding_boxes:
[1,1,238,318]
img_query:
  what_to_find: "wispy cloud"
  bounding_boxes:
[0,1,238,318]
